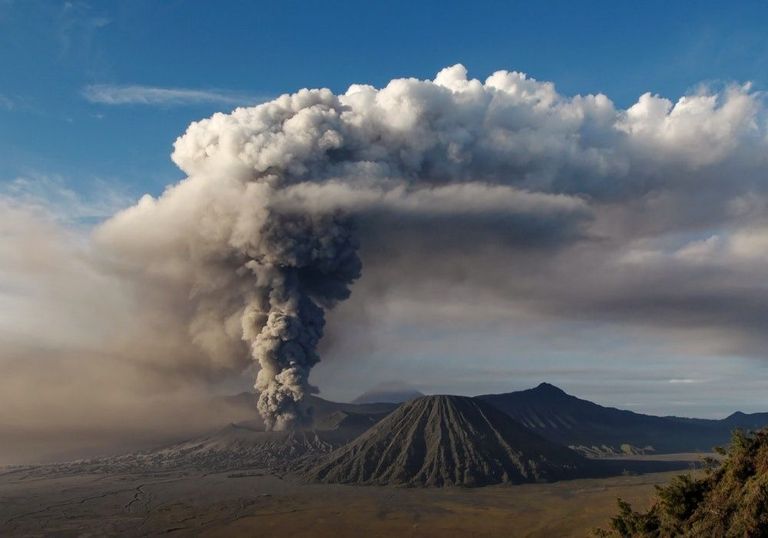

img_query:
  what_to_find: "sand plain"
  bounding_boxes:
[0,456,706,537]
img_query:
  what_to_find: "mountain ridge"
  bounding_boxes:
[477,383,768,454]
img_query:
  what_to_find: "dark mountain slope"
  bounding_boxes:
[722,411,768,430]
[478,383,768,454]
[305,395,590,487]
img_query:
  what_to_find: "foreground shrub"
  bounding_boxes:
[596,429,768,537]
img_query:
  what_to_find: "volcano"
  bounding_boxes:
[305,395,590,487]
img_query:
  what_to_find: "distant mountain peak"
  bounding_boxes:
[477,384,768,455]
[533,382,567,394]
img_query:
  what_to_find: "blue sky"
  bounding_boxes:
[3,0,768,198]
[3,1,768,418]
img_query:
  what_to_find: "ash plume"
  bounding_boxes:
[6,64,768,460]
[96,66,590,430]
[241,212,361,430]
[88,64,768,430]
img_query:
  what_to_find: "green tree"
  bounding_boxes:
[596,429,768,538]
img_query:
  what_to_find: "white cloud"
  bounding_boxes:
[668,378,702,384]
[82,84,267,107]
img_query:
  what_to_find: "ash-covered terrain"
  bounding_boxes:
[12,395,397,477]
[0,384,759,536]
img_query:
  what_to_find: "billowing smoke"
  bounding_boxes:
[6,64,768,459]
[240,212,361,429]
[95,65,586,429]
[92,64,768,429]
